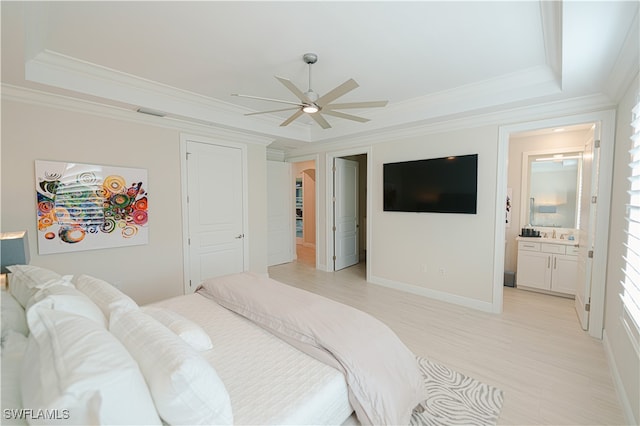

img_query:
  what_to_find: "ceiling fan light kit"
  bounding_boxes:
[232,53,388,129]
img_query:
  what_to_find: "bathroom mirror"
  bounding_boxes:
[522,150,583,229]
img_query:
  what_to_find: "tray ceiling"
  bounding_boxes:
[1,1,638,150]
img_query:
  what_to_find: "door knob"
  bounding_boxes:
[235,234,244,239]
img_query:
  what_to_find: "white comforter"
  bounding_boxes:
[198,272,426,426]
[152,292,353,425]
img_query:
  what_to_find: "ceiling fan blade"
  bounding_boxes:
[316,79,359,107]
[280,109,305,127]
[323,100,388,110]
[245,107,300,116]
[322,110,370,123]
[275,76,312,103]
[232,93,303,107]
[310,113,332,129]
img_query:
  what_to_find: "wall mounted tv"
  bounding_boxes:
[383,154,478,214]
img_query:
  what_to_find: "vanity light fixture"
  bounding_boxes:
[535,154,582,162]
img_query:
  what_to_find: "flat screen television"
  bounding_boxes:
[383,154,478,214]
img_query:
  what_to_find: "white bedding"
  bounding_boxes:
[152,293,353,425]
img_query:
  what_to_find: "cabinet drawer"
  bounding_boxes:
[566,246,580,256]
[518,241,541,251]
[541,243,566,254]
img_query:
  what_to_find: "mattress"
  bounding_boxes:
[151,293,353,425]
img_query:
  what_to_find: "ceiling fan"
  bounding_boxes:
[232,53,388,129]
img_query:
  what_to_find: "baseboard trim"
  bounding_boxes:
[369,275,494,313]
[602,330,637,425]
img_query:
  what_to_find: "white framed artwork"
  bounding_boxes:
[35,160,149,255]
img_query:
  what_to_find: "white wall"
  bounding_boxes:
[603,74,639,424]
[369,126,499,306]
[1,99,268,305]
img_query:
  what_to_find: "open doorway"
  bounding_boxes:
[495,110,616,339]
[326,149,370,279]
[292,160,317,267]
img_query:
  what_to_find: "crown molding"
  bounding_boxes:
[539,0,563,88]
[23,49,567,147]
[284,92,615,158]
[24,50,312,143]
[1,84,275,147]
[604,10,639,103]
[266,149,286,162]
[2,81,615,159]
[306,64,561,142]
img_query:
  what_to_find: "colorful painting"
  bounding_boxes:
[35,161,148,254]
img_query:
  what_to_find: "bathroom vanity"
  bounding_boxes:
[516,236,579,297]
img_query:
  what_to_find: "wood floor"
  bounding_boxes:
[269,260,626,425]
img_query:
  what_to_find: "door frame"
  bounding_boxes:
[333,157,360,271]
[287,154,320,268]
[180,133,250,294]
[325,147,372,279]
[494,110,616,338]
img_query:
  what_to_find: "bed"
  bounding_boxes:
[0,265,425,425]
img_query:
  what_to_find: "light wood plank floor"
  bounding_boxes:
[269,260,626,425]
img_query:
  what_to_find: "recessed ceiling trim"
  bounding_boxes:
[24,49,567,146]
[286,93,615,157]
[24,50,313,143]
[539,0,563,88]
[603,10,639,102]
[1,83,276,147]
[307,64,562,141]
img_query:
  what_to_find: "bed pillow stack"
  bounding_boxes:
[2,265,233,426]
[3,265,161,425]
[22,305,162,425]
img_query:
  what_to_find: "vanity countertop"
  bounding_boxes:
[516,236,579,246]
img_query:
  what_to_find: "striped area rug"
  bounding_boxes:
[411,357,504,426]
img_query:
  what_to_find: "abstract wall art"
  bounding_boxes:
[35,160,149,254]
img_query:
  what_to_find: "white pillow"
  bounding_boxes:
[74,274,138,319]
[22,306,161,425]
[1,290,28,338]
[6,265,71,308]
[1,331,28,425]
[26,284,107,327]
[110,308,233,425]
[142,306,213,351]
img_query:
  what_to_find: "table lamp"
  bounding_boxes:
[1,231,31,287]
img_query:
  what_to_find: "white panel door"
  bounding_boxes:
[575,127,598,329]
[334,158,359,271]
[267,161,293,266]
[185,141,244,293]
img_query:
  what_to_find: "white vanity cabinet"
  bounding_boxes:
[516,239,578,296]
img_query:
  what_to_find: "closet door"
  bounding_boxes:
[267,161,293,266]
[184,141,245,292]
